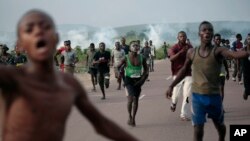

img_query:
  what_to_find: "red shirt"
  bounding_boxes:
[168,43,192,76]
[57,47,66,72]
[57,47,66,54]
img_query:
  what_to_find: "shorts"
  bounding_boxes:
[88,67,97,76]
[97,72,110,86]
[146,58,151,65]
[124,76,142,98]
[64,65,75,74]
[219,76,225,86]
[114,67,121,78]
[192,93,224,125]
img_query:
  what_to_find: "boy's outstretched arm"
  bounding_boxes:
[165,48,193,99]
[73,78,139,141]
[219,47,250,59]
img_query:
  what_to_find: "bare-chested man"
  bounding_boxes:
[0,10,138,141]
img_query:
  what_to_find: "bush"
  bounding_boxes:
[75,46,86,62]
[155,47,165,60]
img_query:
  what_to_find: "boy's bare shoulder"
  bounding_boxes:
[0,65,25,78]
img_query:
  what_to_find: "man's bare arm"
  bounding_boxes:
[166,48,193,99]
[73,78,138,141]
[134,57,149,87]
[219,47,250,59]
[169,47,186,62]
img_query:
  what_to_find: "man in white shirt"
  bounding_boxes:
[111,41,125,90]
[61,40,78,74]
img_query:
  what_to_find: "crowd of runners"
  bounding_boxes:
[0,10,250,141]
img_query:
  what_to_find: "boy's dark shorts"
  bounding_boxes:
[124,76,142,98]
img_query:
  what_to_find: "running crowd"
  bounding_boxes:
[0,10,250,141]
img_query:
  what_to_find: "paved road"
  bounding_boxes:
[65,60,250,141]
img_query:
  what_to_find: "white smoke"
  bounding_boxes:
[144,23,194,47]
[58,28,90,48]
[144,25,164,48]
[91,27,118,49]
[57,26,118,49]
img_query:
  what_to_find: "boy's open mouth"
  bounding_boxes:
[36,39,47,48]
[204,35,211,40]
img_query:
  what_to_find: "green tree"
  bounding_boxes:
[74,46,86,62]
[155,47,165,60]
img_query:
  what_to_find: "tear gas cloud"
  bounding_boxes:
[1,21,250,50]
[58,26,118,49]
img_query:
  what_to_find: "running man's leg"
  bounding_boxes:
[132,96,139,126]
[127,94,133,125]
[207,94,225,141]
[180,76,192,119]
[171,76,184,112]
[194,125,204,141]
[93,69,98,85]
[91,73,96,91]
[147,58,151,72]
[114,67,121,90]
[243,69,250,100]
[151,58,154,71]
[219,76,226,101]
[104,73,110,89]
[238,59,243,83]
[192,93,207,141]
[89,68,96,91]
[125,80,141,127]
[232,59,237,81]
[212,120,226,141]
[98,72,105,99]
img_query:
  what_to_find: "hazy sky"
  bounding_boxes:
[0,0,249,31]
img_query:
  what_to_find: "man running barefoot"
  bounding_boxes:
[119,41,148,127]
[111,41,125,90]
[0,10,138,141]
[93,42,111,100]
[166,21,250,141]
[168,31,193,121]
[86,43,98,92]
